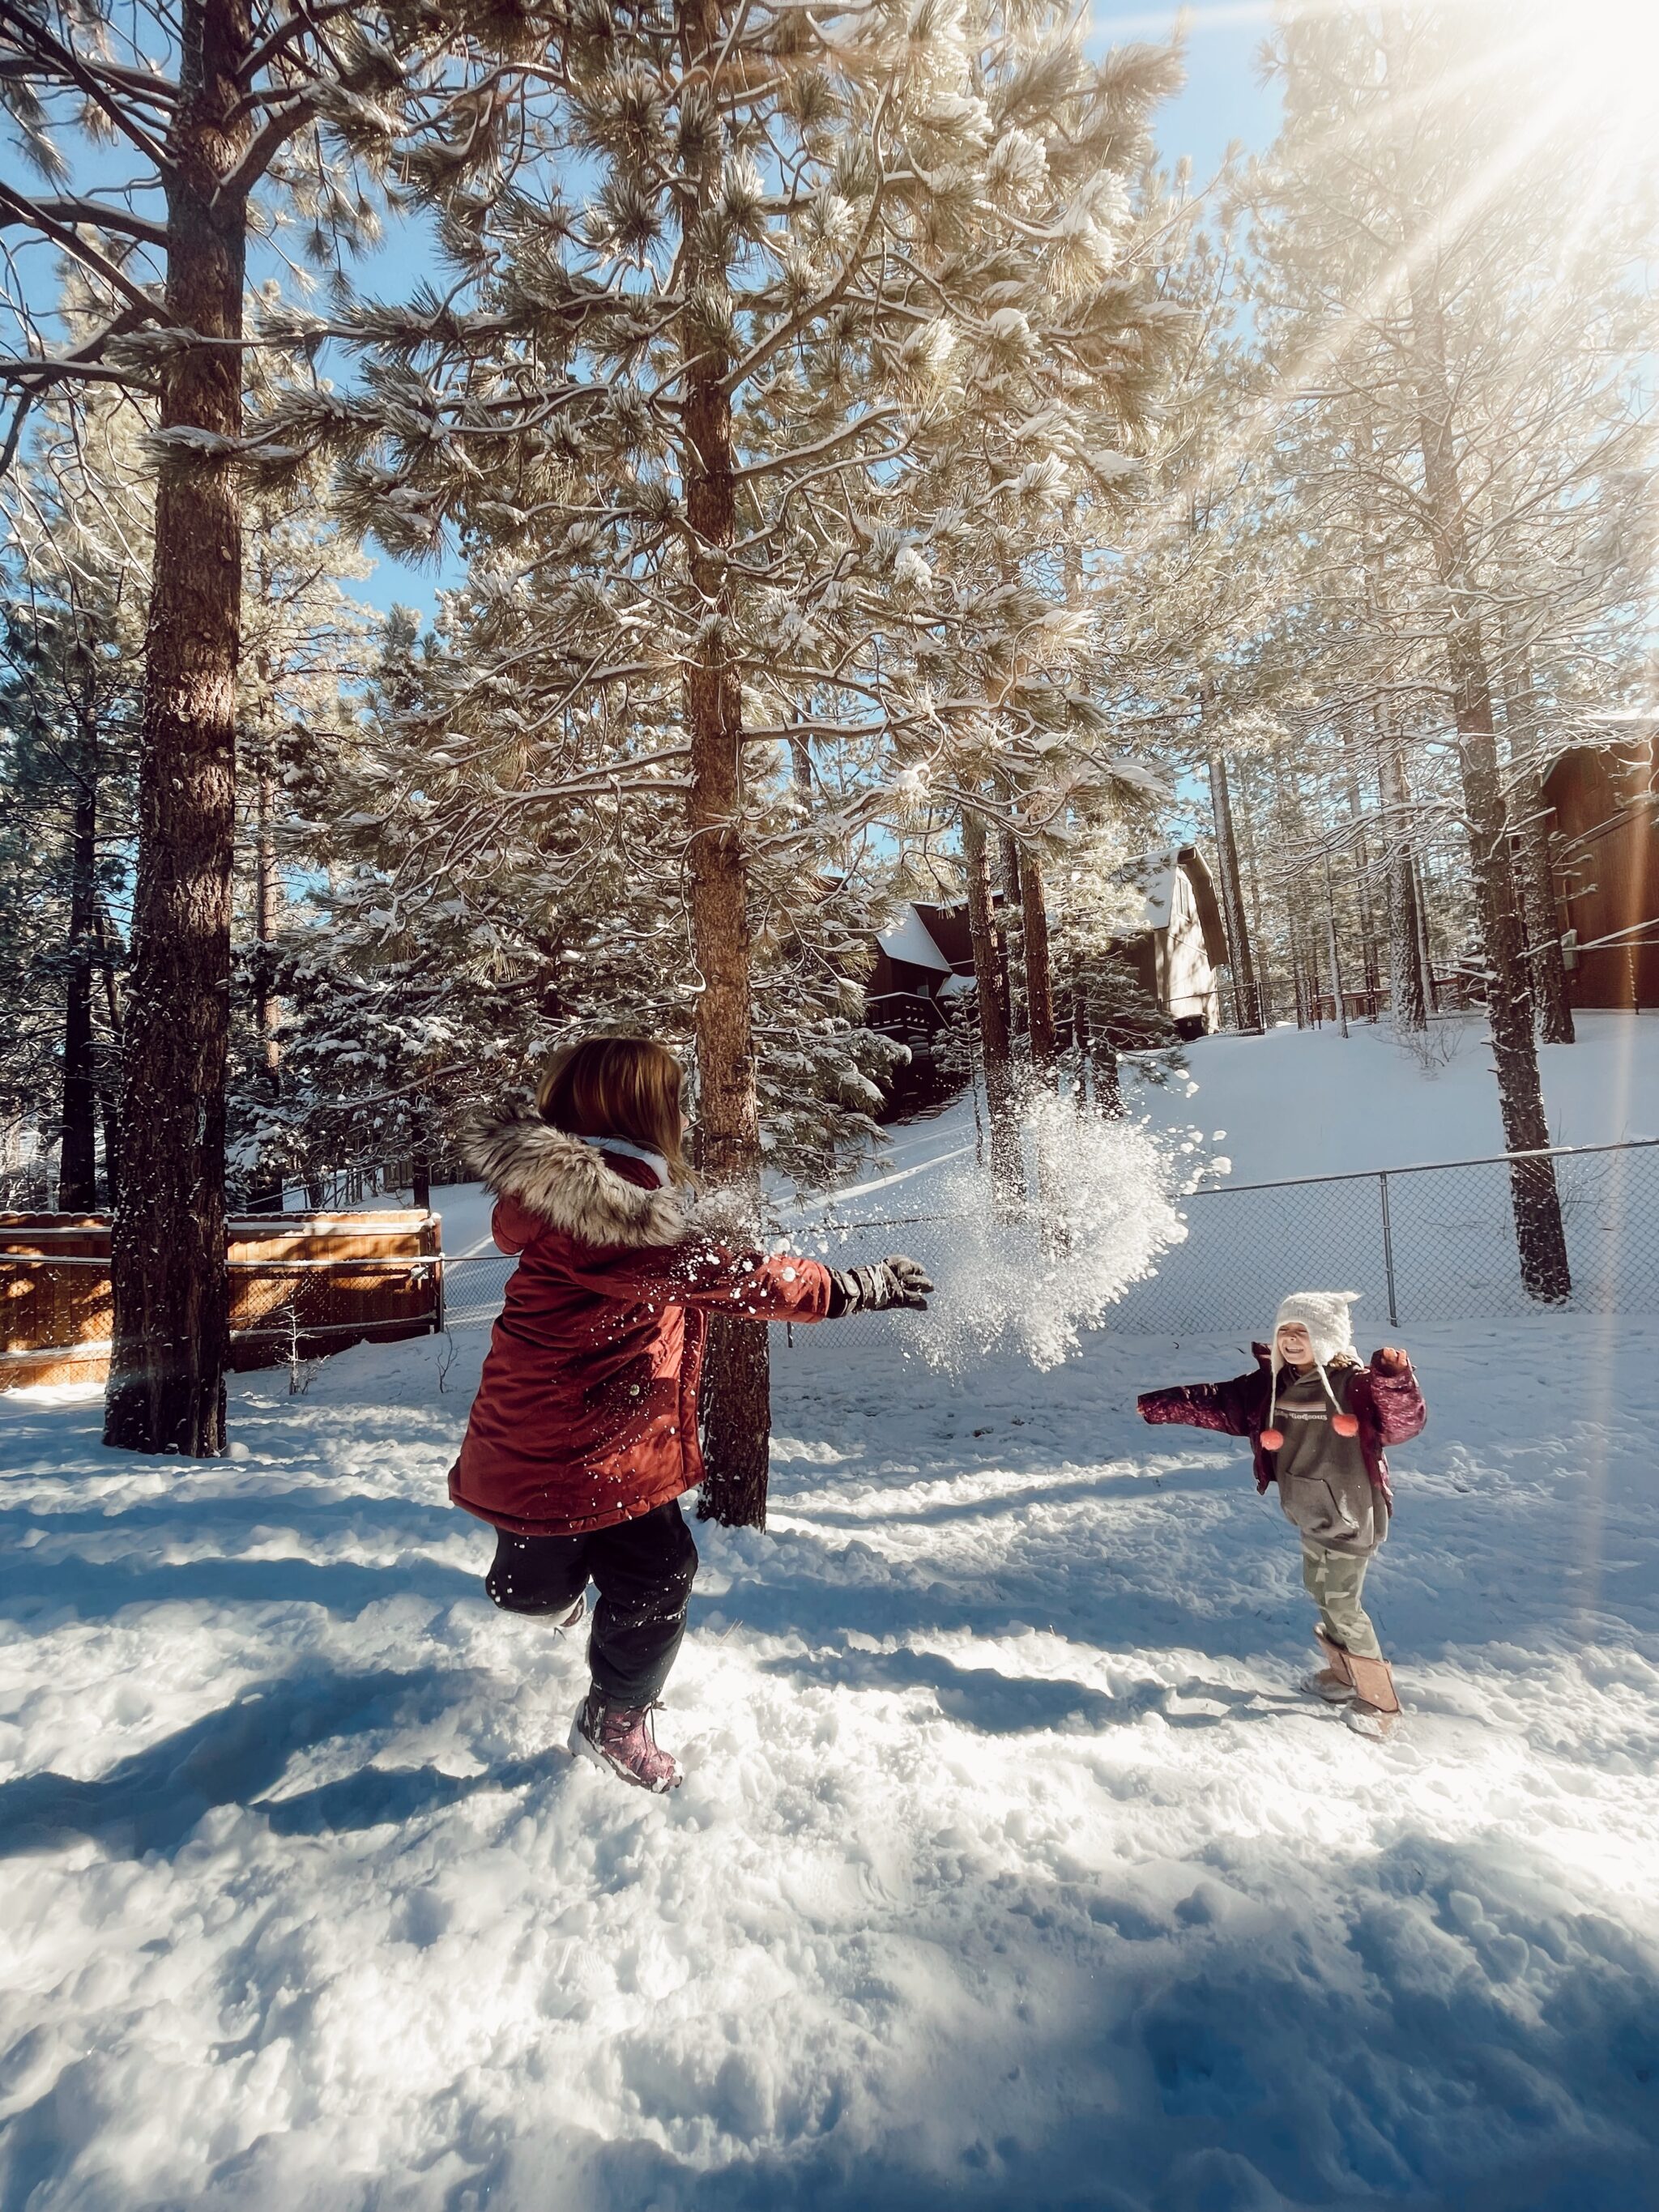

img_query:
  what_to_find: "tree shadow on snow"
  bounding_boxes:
[0,1663,506,1860]
[712,1523,1305,1672]
[450,1826,1659,2212]
[755,1644,1304,1735]
[0,1549,480,1627]
[784,1464,1233,1533]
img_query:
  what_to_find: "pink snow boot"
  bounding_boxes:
[1302,1628,1357,1703]
[569,1690,683,1792]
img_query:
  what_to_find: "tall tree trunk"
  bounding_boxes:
[1412,850,1437,1013]
[1070,964,1090,1104]
[1339,716,1381,1019]
[254,762,283,1085]
[787,730,812,803]
[1019,843,1058,1074]
[1373,709,1428,1033]
[1405,259,1570,1300]
[1085,966,1124,1116]
[1498,627,1575,1044]
[1324,851,1350,1038]
[1207,748,1261,1031]
[1237,760,1273,1025]
[678,0,770,1527]
[104,0,252,1454]
[1275,765,1311,1026]
[961,804,1021,1196]
[58,716,100,1212]
[94,899,123,1204]
[1358,417,1427,1035]
[997,828,1026,1044]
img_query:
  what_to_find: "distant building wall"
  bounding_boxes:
[1544,740,1659,1010]
[1165,866,1221,1034]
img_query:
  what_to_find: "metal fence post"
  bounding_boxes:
[1379,1170,1398,1328]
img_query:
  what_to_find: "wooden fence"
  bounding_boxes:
[0,1212,443,1392]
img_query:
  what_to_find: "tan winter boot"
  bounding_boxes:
[1345,1652,1401,1735]
[1302,1629,1356,1702]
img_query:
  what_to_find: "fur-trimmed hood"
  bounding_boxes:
[463,1108,690,1250]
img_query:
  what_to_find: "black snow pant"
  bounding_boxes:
[484,1498,699,1707]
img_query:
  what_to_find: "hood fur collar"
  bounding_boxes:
[463,1108,691,1250]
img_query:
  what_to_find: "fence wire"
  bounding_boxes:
[436,1138,1659,1347]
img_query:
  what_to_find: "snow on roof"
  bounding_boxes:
[1124,852,1179,932]
[876,905,955,974]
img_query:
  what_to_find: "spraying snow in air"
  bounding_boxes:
[915,1085,1222,1372]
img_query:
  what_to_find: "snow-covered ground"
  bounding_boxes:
[4,1020,1659,2210]
[1145,1009,1658,1175]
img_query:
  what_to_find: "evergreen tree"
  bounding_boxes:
[0,0,554,1452]
[265,1,1183,1519]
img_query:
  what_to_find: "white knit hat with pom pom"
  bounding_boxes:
[1263,1292,1363,1447]
[1272,1290,1361,1371]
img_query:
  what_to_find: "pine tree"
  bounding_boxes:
[0,0,552,1451]
[266,2,1183,1519]
[0,394,144,1209]
[1244,2,1657,1297]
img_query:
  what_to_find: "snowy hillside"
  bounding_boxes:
[3,1020,1659,2210]
[1144,1011,1659,1176]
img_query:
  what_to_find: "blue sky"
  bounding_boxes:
[345,1,1282,625]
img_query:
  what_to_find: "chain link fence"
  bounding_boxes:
[436,1138,1659,1347]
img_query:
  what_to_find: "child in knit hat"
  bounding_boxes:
[1137,1294,1427,1727]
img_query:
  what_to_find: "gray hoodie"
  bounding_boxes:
[1272,1363,1389,1555]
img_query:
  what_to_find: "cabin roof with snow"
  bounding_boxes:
[1118,847,1228,968]
[876,906,956,974]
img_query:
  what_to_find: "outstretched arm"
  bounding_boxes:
[1137,1374,1261,1438]
[1367,1347,1427,1444]
[562,1238,838,1322]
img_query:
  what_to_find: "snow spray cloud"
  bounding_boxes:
[915,1085,1221,1373]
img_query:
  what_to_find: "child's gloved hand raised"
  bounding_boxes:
[830,1255,933,1314]
[1371,1345,1412,1374]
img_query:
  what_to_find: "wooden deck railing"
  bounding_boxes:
[0,1212,443,1392]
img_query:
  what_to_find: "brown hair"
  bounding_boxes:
[535,1037,691,1185]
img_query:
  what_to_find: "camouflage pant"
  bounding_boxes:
[1301,1539,1382,1660]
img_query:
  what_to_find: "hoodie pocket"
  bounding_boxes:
[1279,1474,1358,1545]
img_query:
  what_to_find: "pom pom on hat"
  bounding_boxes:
[1272,1291,1361,1370]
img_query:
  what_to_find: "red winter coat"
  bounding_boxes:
[450,1110,835,1536]
[1137,1345,1426,1507]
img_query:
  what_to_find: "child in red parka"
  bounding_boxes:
[450,1036,932,1792]
[1137,1291,1427,1728]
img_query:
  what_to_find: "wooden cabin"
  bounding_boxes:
[1111,847,1228,1039]
[1542,734,1659,1010]
[1,1212,443,1392]
[864,904,962,1051]
[862,846,1227,1091]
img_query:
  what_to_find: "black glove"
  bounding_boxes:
[829,1253,933,1315]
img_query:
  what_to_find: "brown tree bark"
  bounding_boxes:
[1019,843,1058,1074]
[104,0,252,1452]
[961,803,1021,1194]
[254,761,282,1085]
[58,695,100,1211]
[677,0,770,1528]
[1206,750,1261,1031]
[1405,263,1570,1299]
[1085,967,1124,1115]
[997,827,1026,1043]
[1498,629,1575,1044]
[1338,717,1381,1019]
[93,899,123,1204]
[1372,709,1428,1034]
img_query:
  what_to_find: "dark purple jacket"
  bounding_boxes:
[1137,1346,1427,1506]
